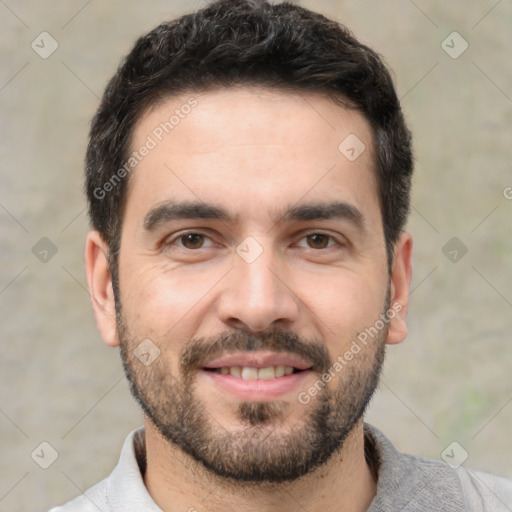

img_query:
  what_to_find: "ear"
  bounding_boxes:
[84,231,119,347]
[386,231,413,345]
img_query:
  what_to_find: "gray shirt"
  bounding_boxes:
[49,424,512,511]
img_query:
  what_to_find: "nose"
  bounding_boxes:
[216,245,300,333]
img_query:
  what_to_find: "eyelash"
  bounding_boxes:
[164,230,344,251]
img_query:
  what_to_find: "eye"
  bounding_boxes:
[166,232,215,250]
[296,233,340,250]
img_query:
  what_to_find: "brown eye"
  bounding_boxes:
[180,233,205,249]
[306,233,331,249]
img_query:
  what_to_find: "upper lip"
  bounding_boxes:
[202,351,312,370]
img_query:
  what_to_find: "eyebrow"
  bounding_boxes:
[143,199,365,232]
[277,202,364,229]
[143,201,232,231]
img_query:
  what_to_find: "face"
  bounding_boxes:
[87,87,411,483]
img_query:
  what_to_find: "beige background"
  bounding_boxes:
[1,1,511,511]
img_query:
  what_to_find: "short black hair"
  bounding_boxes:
[86,0,413,277]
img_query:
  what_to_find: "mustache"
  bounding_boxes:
[180,328,331,374]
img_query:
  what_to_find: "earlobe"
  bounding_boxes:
[386,231,413,345]
[84,231,120,347]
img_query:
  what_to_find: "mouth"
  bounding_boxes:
[198,351,313,400]
[203,365,304,379]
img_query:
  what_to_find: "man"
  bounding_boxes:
[50,1,512,510]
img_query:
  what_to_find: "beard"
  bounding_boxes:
[116,299,388,484]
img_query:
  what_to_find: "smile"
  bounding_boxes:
[204,365,299,380]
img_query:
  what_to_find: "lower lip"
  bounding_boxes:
[199,369,312,401]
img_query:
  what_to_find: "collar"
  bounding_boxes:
[106,428,162,511]
[106,424,466,511]
[364,424,466,511]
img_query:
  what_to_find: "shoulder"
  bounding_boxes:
[46,477,109,512]
[456,467,512,511]
[364,424,512,511]
[46,427,147,512]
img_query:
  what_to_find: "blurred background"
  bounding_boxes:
[1,1,511,510]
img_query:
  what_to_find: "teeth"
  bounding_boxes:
[215,365,297,379]
[230,366,241,378]
[241,367,258,380]
[258,366,275,380]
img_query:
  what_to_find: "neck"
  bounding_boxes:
[143,419,376,512]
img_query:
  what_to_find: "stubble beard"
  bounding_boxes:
[117,308,387,483]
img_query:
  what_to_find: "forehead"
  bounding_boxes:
[125,86,380,232]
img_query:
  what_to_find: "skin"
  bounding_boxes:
[85,87,413,512]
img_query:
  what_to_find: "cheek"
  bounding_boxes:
[119,261,225,338]
[303,270,386,346]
